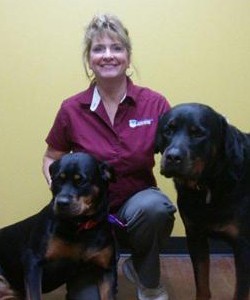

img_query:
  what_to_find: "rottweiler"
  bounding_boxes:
[155,103,250,300]
[0,152,116,300]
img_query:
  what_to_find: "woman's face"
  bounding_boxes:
[88,33,130,81]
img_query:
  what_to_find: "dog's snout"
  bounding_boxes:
[165,148,182,164]
[55,196,71,207]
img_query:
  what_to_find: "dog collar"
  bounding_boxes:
[193,184,212,204]
[77,220,100,231]
[77,214,127,232]
[176,178,212,205]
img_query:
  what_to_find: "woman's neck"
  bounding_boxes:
[96,76,127,125]
[96,76,127,104]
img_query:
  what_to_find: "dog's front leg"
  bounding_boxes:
[232,238,250,300]
[23,250,43,300]
[24,264,42,300]
[186,232,211,300]
[98,269,116,300]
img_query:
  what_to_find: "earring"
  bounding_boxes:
[126,65,133,77]
[86,68,94,80]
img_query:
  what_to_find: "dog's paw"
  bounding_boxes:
[0,275,19,300]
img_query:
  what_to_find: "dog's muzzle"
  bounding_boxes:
[160,145,190,177]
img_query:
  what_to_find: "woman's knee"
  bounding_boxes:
[134,189,175,221]
[123,188,176,230]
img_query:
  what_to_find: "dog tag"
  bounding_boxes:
[206,189,211,204]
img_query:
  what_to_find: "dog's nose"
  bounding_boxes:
[55,196,71,207]
[165,148,182,164]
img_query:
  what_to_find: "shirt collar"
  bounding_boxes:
[90,86,127,112]
[80,77,137,109]
[90,86,101,111]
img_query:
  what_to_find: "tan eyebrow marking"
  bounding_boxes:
[74,174,81,180]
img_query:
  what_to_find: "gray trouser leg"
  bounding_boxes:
[115,187,176,288]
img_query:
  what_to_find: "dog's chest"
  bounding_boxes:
[44,236,113,269]
[178,186,243,238]
[45,236,81,259]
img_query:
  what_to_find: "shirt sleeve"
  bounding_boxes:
[45,103,72,152]
[161,96,171,114]
[155,92,171,116]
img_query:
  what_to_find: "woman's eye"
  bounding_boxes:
[91,46,104,53]
[91,43,125,55]
[111,45,124,52]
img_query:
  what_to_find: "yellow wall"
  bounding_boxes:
[1,0,250,236]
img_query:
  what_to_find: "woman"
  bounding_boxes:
[43,14,176,300]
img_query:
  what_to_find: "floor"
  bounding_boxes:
[43,255,235,300]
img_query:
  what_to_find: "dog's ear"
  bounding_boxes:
[49,159,60,178]
[99,162,116,182]
[154,115,165,154]
[222,117,245,180]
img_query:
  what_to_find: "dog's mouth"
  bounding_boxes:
[53,194,97,217]
[53,184,102,217]
[160,154,205,180]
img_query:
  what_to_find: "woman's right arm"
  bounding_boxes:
[42,146,68,186]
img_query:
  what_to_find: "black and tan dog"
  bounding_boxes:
[0,152,116,300]
[155,103,250,300]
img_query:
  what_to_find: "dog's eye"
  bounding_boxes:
[74,174,81,181]
[59,173,66,179]
[52,173,67,185]
[189,126,204,138]
[163,123,176,136]
[73,174,83,184]
[73,174,88,186]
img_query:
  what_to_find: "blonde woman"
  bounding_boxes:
[43,14,176,300]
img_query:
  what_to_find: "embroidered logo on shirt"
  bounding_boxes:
[129,119,153,128]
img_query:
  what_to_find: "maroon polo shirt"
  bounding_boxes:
[46,78,170,212]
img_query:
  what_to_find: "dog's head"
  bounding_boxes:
[155,103,227,183]
[49,152,114,218]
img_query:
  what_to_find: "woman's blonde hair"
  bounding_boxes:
[83,14,132,80]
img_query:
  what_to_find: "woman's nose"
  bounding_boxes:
[103,48,114,59]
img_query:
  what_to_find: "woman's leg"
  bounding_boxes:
[115,187,176,288]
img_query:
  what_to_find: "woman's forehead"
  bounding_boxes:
[91,31,122,44]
